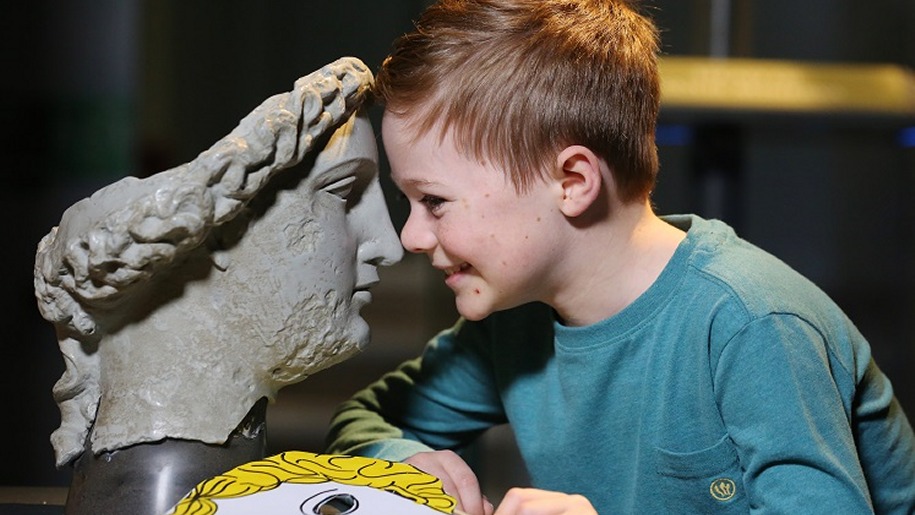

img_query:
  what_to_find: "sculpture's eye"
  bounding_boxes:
[313,493,359,514]
[323,176,356,200]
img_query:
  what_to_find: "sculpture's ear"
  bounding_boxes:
[206,206,255,271]
[555,145,604,218]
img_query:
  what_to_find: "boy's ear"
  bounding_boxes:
[555,145,604,218]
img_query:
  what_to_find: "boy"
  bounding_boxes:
[325,0,915,513]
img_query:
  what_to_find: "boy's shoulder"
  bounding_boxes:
[670,214,838,320]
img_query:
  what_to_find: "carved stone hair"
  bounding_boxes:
[35,57,372,339]
[34,57,373,466]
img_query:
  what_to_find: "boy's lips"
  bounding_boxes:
[443,263,470,276]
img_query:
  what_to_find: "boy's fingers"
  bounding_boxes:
[405,450,490,515]
[493,487,597,515]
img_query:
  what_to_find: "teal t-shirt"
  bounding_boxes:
[327,215,915,513]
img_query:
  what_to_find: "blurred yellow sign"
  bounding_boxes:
[660,56,915,117]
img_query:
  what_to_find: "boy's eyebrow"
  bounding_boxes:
[392,177,441,189]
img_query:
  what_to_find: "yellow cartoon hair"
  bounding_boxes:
[167,451,456,514]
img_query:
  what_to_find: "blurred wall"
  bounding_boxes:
[1,0,142,486]
[2,1,913,505]
[651,0,915,422]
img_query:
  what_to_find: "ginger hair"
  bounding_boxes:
[375,0,661,201]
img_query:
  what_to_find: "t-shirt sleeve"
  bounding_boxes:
[325,318,507,462]
[713,313,875,512]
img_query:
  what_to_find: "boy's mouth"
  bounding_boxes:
[444,263,470,276]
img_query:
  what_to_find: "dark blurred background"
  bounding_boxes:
[2,0,914,504]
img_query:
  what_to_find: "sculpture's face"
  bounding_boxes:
[221,113,403,386]
[39,61,393,463]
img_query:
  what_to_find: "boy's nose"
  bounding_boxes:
[399,210,436,254]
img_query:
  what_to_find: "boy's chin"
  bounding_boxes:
[455,294,519,321]
[454,299,493,322]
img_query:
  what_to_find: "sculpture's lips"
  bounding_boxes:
[353,278,379,291]
[352,290,372,307]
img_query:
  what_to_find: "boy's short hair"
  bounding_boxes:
[375,0,660,201]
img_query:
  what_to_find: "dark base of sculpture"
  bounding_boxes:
[64,398,267,515]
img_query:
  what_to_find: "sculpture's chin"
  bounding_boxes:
[350,315,372,351]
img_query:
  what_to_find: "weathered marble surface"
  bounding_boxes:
[33,56,402,514]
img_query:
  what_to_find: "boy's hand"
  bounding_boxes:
[405,450,494,515]
[493,487,597,515]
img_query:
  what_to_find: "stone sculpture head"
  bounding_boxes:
[34,57,403,468]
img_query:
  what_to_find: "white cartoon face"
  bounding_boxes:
[210,482,445,514]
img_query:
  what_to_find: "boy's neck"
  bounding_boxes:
[552,201,685,327]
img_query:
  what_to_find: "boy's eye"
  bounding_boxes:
[420,195,446,211]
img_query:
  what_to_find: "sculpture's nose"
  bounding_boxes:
[355,176,404,267]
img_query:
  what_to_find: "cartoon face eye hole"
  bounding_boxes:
[310,493,359,515]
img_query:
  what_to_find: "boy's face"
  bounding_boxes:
[383,112,567,321]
